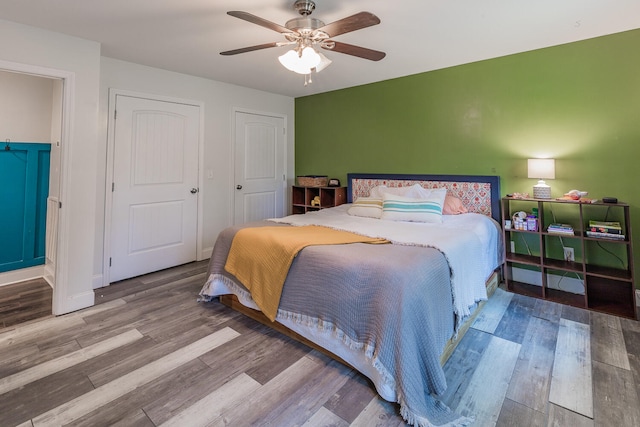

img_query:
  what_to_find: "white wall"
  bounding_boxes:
[0,71,53,142]
[0,18,295,306]
[0,18,101,314]
[95,58,295,286]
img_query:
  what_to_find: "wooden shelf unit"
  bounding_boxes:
[501,197,637,319]
[292,186,346,214]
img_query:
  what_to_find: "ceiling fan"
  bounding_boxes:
[221,0,385,84]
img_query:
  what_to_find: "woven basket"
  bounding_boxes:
[296,175,328,187]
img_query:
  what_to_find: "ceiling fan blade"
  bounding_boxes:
[317,12,380,38]
[227,11,292,34]
[220,42,280,56]
[322,41,386,61]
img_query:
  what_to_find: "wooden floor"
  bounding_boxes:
[1,261,640,426]
[0,278,52,329]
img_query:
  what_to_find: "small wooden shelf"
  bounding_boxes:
[505,252,540,266]
[502,197,637,319]
[545,287,587,309]
[543,257,583,273]
[509,281,544,299]
[586,264,633,281]
[292,186,346,214]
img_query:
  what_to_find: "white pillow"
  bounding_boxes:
[369,183,431,199]
[381,189,447,223]
[347,197,383,219]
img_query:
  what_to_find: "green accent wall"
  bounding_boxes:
[295,29,640,287]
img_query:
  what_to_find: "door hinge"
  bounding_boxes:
[114,110,117,120]
[109,257,112,267]
[112,182,115,192]
[58,201,62,209]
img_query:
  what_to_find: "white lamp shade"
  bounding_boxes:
[527,158,555,180]
[315,52,332,72]
[279,50,309,74]
[300,46,320,69]
[278,47,323,75]
[527,158,555,199]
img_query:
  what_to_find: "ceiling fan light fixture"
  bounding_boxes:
[278,50,300,72]
[300,46,321,68]
[278,46,323,75]
[278,49,309,74]
[223,1,383,84]
[315,52,332,72]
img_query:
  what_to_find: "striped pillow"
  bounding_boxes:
[381,189,447,223]
[348,196,383,218]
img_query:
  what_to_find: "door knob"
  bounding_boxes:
[190,188,199,194]
[236,185,243,190]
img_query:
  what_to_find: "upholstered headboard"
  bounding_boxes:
[347,173,501,223]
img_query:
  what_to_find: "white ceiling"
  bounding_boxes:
[1,0,639,98]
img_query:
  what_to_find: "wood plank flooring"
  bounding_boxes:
[1,261,640,426]
[0,278,52,328]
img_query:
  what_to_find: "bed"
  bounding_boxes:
[199,173,503,426]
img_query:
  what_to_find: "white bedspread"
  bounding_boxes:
[270,204,503,322]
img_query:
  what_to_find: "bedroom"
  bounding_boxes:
[1,1,639,425]
[0,1,637,316]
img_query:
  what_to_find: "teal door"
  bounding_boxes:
[0,142,51,273]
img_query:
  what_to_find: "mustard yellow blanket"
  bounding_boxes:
[224,225,389,321]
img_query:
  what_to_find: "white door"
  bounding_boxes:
[234,111,285,224]
[110,95,200,282]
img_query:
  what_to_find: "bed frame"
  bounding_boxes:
[220,173,502,366]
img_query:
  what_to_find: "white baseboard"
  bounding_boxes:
[52,290,95,316]
[200,247,213,260]
[93,273,105,290]
[43,263,55,288]
[92,249,211,291]
[512,267,585,295]
[0,266,45,287]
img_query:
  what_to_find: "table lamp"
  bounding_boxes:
[528,158,555,199]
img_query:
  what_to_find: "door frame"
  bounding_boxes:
[102,88,205,287]
[230,107,288,225]
[0,59,73,315]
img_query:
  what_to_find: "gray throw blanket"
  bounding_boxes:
[200,222,473,426]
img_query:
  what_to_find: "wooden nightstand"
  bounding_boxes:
[292,186,346,214]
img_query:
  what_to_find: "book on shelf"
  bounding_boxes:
[589,220,621,227]
[585,230,626,240]
[547,223,575,234]
[588,220,622,234]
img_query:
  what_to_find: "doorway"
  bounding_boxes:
[0,66,66,318]
[104,91,203,284]
[233,110,286,224]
